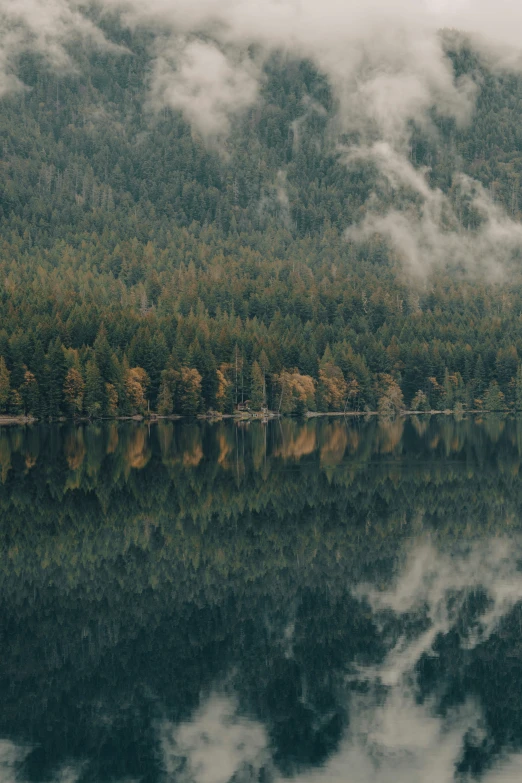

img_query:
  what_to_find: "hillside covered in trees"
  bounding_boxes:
[2,20,522,417]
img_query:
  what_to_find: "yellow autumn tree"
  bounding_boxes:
[318,362,348,411]
[317,348,347,412]
[376,373,404,418]
[275,370,316,414]
[63,367,85,415]
[125,367,150,413]
[215,363,233,413]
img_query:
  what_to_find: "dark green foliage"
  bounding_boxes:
[84,359,104,417]
[2,39,522,415]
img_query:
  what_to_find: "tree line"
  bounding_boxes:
[1,32,522,416]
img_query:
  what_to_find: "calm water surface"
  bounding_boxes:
[2,416,522,782]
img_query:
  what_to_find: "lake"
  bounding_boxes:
[1,415,522,782]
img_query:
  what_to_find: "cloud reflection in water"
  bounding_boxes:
[159,537,522,783]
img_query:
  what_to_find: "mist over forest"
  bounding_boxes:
[0,1,522,416]
[5,5,522,782]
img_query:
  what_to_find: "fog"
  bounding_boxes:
[2,0,522,271]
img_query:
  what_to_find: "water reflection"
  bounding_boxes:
[1,415,522,483]
[2,417,522,781]
[154,536,522,783]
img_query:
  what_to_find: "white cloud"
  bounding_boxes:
[103,0,476,145]
[0,740,81,783]
[0,0,125,99]
[149,38,259,141]
[345,144,522,277]
[94,0,522,272]
[1,0,522,269]
[160,695,269,783]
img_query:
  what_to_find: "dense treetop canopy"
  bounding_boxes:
[1,26,522,416]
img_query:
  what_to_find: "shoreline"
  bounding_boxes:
[0,409,503,426]
[0,415,38,425]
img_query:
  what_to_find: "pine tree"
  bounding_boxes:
[28,339,46,415]
[63,367,85,416]
[484,380,506,412]
[84,359,104,418]
[180,367,203,415]
[105,383,119,416]
[0,357,11,413]
[94,324,113,382]
[188,338,217,410]
[443,368,454,410]
[250,361,265,410]
[157,368,179,415]
[8,335,26,390]
[215,365,233,413]
[474,356,486,398]
[516,365,522,412]
[9,388,23,414]
[45,338,67,418]
[21,370,39,415]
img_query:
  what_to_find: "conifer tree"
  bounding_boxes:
[94,324,114,383]
[250,361,265,410]
[21,370,39,415]
[484,380,506,412]
[84,360,104,418]
[157,368,179,415]
[63,367,85,416]
[45,339,67,418]
[215,365,233,413]
[180,367,203,415]
[516,365,522,412]
[105,383,119,416]
[0,357,11,413]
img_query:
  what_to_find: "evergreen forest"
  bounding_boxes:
[2,22,522,417]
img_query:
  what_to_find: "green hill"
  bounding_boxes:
[1,23,522,416]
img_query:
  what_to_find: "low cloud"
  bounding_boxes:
[1,0,522,271]
[0,0,117,96]
[345,144,522,277]
[105,0,477,146]
[149,38,260,141]
[99,0,522,272]
[0,739,81,783]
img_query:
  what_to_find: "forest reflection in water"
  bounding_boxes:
[0,412,519,480]
[2,416,522,782]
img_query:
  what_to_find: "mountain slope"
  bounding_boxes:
[0,27,522,415]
